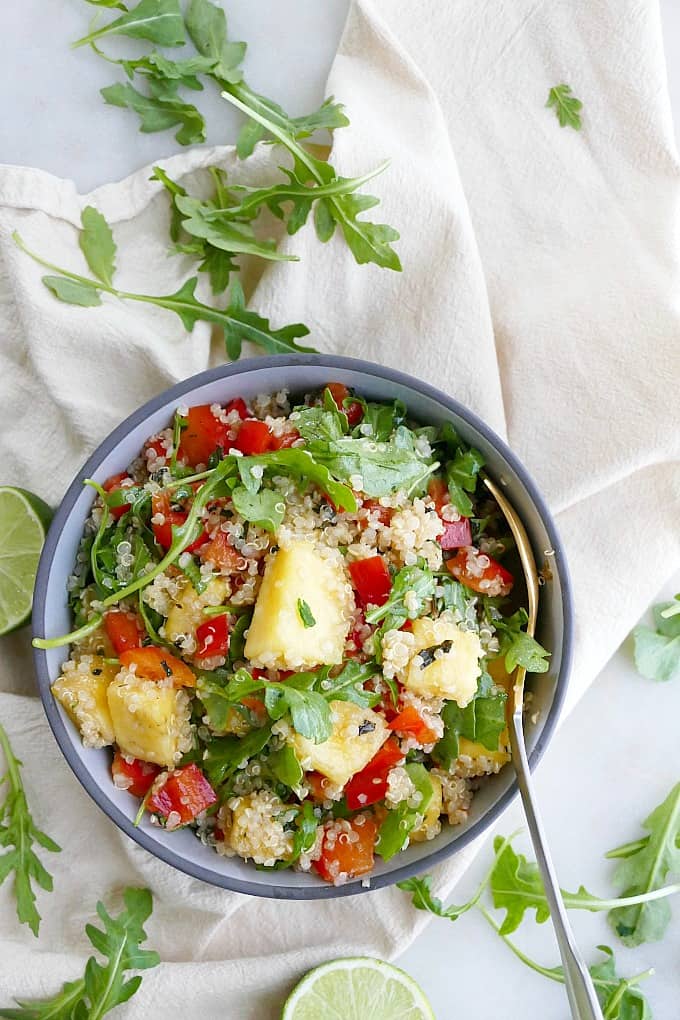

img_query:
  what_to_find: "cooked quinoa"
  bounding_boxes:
[47,381,548,885]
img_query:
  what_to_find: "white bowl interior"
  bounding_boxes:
[35,360,569,897]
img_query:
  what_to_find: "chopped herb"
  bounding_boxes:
[546,83,583,130]
[297,598,316,628]
[633,594,680,683]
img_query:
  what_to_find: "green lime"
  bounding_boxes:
[281,957,435,1020]
[0,486,53,636]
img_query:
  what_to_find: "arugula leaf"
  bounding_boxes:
[79,206,117,286]
[203,724,273,787]
[185,0,246,86]
[297,598,316,628]
[309,431,437,498]
[490,836,680,937]
[352,399,406,441]
[376,763,434,861]
[0,887,159,1018]
[494,608,551,675]
[101,82,206,145]
[73,0,185,49]
[442,448,484,517]
[320,660,380,709]
[85,0,128,9]
[432,678,507,768]
[231,485,285,533]
[268,744,303,789]
[546,84,583,130]
[365,564,435,631]
[14,230,316,359]
[0,721,60,936]
[236,446,357,512]
[633,596,680,683]
[608,781,680,946]
[118,51,217,90]
[174,194,298,262]
[276,685,331,744]
[294,404,348,443]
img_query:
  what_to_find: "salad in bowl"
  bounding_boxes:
[40,377,551,887]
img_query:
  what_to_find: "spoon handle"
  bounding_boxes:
[509,712,604,1020]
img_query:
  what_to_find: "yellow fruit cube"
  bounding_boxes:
[106,672,192,767]
[52,655,118,749]
[411,772,443,843]
[163,577,229,651]
[292,701,389,788]
[404,616,482,706]
[244,540,354,670]
[456,736,511,777]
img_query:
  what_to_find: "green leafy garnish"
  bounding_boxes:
[0,887,159,1018]
[309,430,437,498]
[489,836,680,936]
[268,744,303,789]
[73,0,185,49]
[203,724,273,787]
[101,81,206,145]
[493,608,551,674]
[231,485,285,533]
[432,674,507,768]
[79,205,117,286]
[608,781,680,946]
[0,721,60,936]
[633,595,680,683]
[366,563,435,629]
[376,763,433,861]
[546,84,583,130]
[184,0,245,85]
[297,598,316,629]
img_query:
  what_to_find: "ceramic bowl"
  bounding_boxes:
[33,355,572,898]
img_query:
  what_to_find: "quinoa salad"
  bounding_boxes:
[46,382,549,885]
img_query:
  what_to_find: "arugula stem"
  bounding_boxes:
[12,232,118,296]
[0,720,22,796]
[32,614,104,650]
[604,837,649,860]
[563,884,680,912]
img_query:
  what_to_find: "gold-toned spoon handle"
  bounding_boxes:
[483,475,603,1020]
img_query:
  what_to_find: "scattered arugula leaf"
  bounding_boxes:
[297,598,316,629]
[73,0,185,49]
[236,446,357,512]
[489,836,680,937]
[268,744,303,789]
[0,721,60,937]
[79,205,117,286]
[307,429,437,499]
[546,84,583,130]
[231,485,285,533]
[0,887,159,1018]
[365,563,436,631]
[493,608,551,675]
[376,763,433,861]
[443,448,484,518]
[185,0,246,86]
[203,724,273,787]
[101,81,206,145]
[633,596,680,683]
[608,781,680,946]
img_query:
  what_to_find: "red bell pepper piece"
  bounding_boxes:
[427,477,448,512]
[344,737,404,810]
[348,556,392,608]
[388,705,438,745]
[199,530,242,571]
[150,492,208,552]
[225,397,249,419]
[103,472,134,520]
[440,517,472,550]
[325,382,363,426]
[268,429,300,450]
[446,547,514,597]
[147,763,217,829]
[178,405,232,467]
[195,614,229,661]
[104,610,144,655]
[235,419,274,455]
[119,646,196,688]
[360,499,393,528]
[313,816,378,883]
[111,750,160,798]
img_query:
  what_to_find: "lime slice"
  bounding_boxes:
[281,957,435,1020]
[0,486,53,635]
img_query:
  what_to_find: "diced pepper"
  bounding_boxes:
[199,530,242,572]
[325,381,363,426]
[360,499,393,528]
[439,517,472,550]
[268,429,300,450]
[348,556,392,608]
[388,705,438,745]
[446,547,514,597]
[147,763,217,829]
[119,646,196,688]
[178,405,231,467]
[225,397,249,419]
[104,610,144,655]
[344,737,404,810]
[151,491,208,552]
[427,477,448,512]
[195,615,229,661]
[111,750,160,798]
[313,816,378,883]
[235,419,274,455]
[103,472,134,520]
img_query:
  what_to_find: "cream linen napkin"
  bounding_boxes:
[1,0,679,1017]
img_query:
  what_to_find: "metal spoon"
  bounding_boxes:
[483,474,603,1020]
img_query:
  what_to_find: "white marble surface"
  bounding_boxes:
[3,2,680,1017]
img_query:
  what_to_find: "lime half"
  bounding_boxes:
[0,486,53,635]
[281,957,435,1020]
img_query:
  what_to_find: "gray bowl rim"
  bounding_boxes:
[32,353,573,900]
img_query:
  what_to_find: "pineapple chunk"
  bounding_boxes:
[52,655,117,749]
[292,701,389,788]
[411,772,443,843]
[244,540,354,670]
[220,791,294,866]
[106,672,192,767]
[163,577,229,651]
[456,736,510,777]
[404,616,482,706]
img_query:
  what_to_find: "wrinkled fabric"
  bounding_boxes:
[0,1,679,1016]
